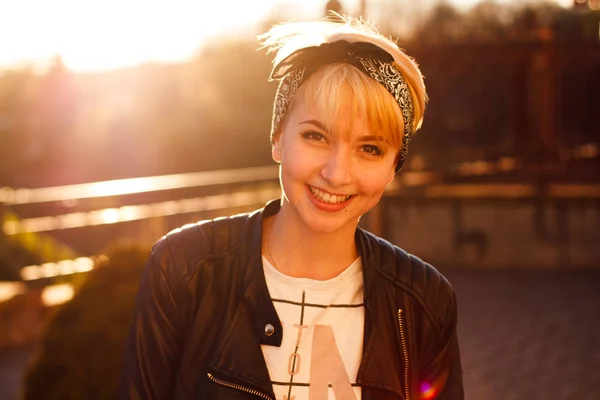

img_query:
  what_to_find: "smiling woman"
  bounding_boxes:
[0,0,280,72]
[119,14,465,400]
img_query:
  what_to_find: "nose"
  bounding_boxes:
[320,146,353,187]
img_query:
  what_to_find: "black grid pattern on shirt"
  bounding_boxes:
[269,291,364,399]
[273,381,361,388]
[272,298,364,309]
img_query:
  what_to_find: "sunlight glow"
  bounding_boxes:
[41,283,75,307]
[20,257,95,281]
[0,282,26,303]
[0,0,281,72]
[101,209,120,224]
[0,0,576,73]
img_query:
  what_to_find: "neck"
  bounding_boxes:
[262,203,359,281]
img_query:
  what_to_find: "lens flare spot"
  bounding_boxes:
[420,382,438,399]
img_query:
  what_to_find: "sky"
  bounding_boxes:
[0,0,575,72]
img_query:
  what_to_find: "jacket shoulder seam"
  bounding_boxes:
[159,216,246,290]
[378,265,440,334]
[373,238,452,335]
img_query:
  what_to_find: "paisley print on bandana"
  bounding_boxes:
[268,41,415,173]
[357,57,414,167]
[271,69,305,145]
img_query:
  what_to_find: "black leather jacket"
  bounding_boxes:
[120,200,464,399]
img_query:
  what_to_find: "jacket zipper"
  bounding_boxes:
[207,373,274,400]
[398,309,410,400]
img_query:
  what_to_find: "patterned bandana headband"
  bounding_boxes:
[269,40,415,173]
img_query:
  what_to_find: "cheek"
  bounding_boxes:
[358,167,394,195]
[280,152,311,181]
[281,146,323,177]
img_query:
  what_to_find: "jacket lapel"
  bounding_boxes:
[356,228,408,399]
[209,298,277,398]
[209,202,282,398]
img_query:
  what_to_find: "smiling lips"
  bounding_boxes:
[308,185,353,205]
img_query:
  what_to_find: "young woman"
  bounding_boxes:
[120,17,463,400]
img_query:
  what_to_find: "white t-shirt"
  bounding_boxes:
[260,256,365,400]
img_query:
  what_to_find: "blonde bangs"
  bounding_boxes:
[291,63,405,149]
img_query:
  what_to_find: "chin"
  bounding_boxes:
[305,218,352,234]
[299,202,364,234]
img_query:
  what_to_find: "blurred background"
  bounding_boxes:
[0,0,599,399]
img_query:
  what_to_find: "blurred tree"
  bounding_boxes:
[463,0,513,41]
[415,1,465,43]
[401,0,600,169]
[0,67,38,187]
[409,0,596,43]
[0,233,42,281]
[180,39,275,171]
[23,243,149,400]
[0,1,596,189]
[381,0,428,38]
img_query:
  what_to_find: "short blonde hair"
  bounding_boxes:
[260,16,427,148]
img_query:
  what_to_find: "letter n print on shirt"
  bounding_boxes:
[309,325,357,400]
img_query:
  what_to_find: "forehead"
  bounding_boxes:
[287,64,404,146]
[287,100,374,141]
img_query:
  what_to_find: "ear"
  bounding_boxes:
[272,135,282,163]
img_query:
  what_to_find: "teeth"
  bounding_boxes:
[309,186,352,204]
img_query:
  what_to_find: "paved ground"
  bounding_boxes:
[1,268,599,399]
[0,344,34,400]
[444,268,600,400]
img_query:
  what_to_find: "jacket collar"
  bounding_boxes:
[243,199,284,347]
[214,199,405,398]
[209,201,283,399]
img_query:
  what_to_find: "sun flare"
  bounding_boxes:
[0,0,577,73]
[0,0,282,72]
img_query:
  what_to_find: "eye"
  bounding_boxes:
[361,144,384,157]
[301,131,327,143]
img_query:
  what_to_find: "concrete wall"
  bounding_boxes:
[383,198,600,269]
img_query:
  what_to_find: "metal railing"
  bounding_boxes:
[0,165,279,205]
[3,163,600,236]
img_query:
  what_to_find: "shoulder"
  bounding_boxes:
[149,210,256,283]
[359,229,456,334]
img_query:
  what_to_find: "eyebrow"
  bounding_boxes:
[299,120,388,143]
[299,119,331,133]
[358,135,387,142]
